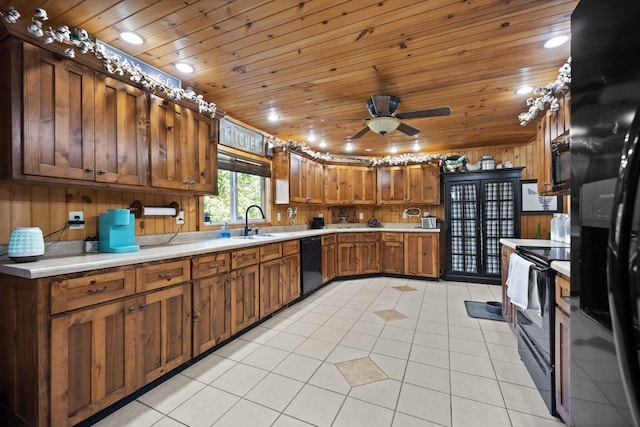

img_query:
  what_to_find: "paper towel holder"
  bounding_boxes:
[129,200,180,218]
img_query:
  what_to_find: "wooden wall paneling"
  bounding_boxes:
[30,186,51,237]
[10,185,31,229]
[0,184,11,241]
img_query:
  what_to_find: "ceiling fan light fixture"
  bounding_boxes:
[368,117,401,135]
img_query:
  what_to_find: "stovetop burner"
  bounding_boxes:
[517,246,571,264]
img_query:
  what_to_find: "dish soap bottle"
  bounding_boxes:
[220,223,231,238]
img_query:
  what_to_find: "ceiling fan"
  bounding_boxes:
[322,95,452,139]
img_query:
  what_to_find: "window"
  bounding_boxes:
[203,150,270,225]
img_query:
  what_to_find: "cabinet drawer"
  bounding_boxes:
[338,233,358,243]
[322,234,336,245]
[556,273,570,314]
[283,239,300,255]
[192,252,230,279]
[51,268,135,314]
[232,247,260,269]
[260,243,283,262]
[381,232,403,242]
[136,259,191,292]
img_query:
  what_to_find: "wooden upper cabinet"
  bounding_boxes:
[22,42,96,181]
[378,164,440,204]
[406,164,440,204]
[94,76,148,185]
[377,166,407,204]
[324,164,376,205]
[274,150,323,204]
[20,41,147,187]
[537,93,570,195]
[149,97,218,194]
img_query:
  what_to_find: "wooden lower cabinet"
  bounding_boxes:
[501,245,517,331]
[322,235,337,283]
[282,253,301,305]
[260,259,284,317]
[381,233,404,275]
[403,233,439,278]
[50,282,191,426]
[337,233,380,276]
[230,264,260,335]
[192,273,231,356]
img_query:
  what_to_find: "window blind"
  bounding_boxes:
[217,150,271,178]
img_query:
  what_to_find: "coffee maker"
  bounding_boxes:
[98,209,139,253]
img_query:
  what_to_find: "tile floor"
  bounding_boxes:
[94,277,566,427]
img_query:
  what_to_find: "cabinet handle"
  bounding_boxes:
[139,303,147,310]
[190,180,196,185]
[98,169,106,175]
[208,263,219,268]
[87,286,107,294]
[86,167,94,172]
[243,255,252,261]
[129,306,136,313]
[158,273,174,279]
[183,180,190,185]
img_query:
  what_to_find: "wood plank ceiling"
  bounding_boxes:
[3,0,577,158]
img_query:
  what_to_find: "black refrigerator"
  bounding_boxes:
[571,1,640,426]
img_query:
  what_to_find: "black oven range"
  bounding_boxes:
[512,245,569,418]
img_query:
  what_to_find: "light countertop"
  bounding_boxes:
[0,226,440,279]
[500,238,571,277]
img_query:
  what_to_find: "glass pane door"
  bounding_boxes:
[483,180,516,275]
[449,183,479,274]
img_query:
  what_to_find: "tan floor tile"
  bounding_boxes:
[374,309,409,321]
[336,357,388,387]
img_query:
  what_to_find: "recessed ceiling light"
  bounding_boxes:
[516,86,533,95]
[345,143,354,152]
[365,148,373,152]
[307,133,317,142]
[175,63,194,74]
[413,142,420,152]
[120,31,144,45]
[319,140,327,148]
[390,145,398,154]
[267,112,280,122]
[544,35,569,49]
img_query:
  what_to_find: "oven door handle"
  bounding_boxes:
[607,105,640,425]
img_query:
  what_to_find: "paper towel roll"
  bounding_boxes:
[143,206,177,216]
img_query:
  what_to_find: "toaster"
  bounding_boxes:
[421,216,438,229]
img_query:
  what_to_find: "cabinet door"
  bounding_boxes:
[337,243,358,276]
[149,97,217,193]
[282,253,301,305]
[135,283,192,386]
[230,265,260,335]
[306,159,324,204]
[94,76,147,185]
[381,240,404,275]
[324,165,351,204]
[260,259,283,318]
[22,42,96,181]
[50,299,136,426]
[288,153,307,203]
[193,274,231,356]
[352,166,376,204]
[377,167,407,204]
[359,242,380,274]
[322,243,336,283]
[404,233,439,278]
[407,163,440,204]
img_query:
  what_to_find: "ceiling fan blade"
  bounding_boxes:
[320,118,368,122]
[396,106,452,120]
[349,126,371,139]
[397,122,421,136]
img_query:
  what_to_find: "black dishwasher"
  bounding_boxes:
[300,236,322,296]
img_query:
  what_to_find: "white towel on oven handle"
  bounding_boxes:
[506,253,534,310]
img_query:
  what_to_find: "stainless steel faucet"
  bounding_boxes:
[244,205,265,236]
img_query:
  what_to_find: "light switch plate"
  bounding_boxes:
[359,212,364,220]
[276,212,282,221]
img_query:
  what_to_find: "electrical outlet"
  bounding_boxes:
[276,212,282,222]
[359,212,364,220]
[403,211,408,219]
[68,211,84,229]
[176,210,185,225]
[318,213,323,218]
